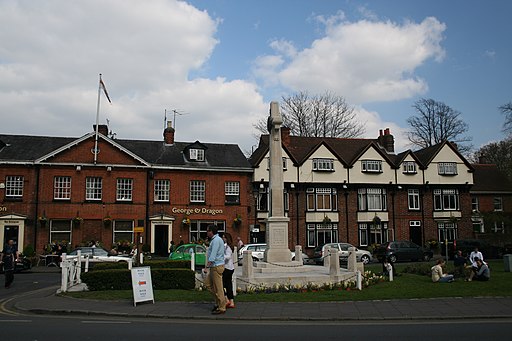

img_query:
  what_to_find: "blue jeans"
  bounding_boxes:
[439,274,454,283]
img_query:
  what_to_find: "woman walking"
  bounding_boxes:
[222,233,236,308]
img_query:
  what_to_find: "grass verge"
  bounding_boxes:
[64,259,512,302]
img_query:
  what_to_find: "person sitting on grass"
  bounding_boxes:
[467,258,490,282]
[431,258,454,283]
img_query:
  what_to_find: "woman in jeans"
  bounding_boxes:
[431,258,454,283]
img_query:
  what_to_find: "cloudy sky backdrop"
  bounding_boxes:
[1,0,510,155]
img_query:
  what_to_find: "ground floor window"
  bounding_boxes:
[113,220,134,244]
[49,220,72,245]
[189,220,226,243]
[437,222,457,242]
[306,223,338,248]
[358,222,389,246]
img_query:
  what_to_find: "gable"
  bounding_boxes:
[38,134,148,166]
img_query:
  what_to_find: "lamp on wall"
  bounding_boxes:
[107,166,112,172]
[76,165,81,171]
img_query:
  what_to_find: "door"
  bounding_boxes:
[3,226,19,250]
[409,224,422,247]
[154,225,169,256]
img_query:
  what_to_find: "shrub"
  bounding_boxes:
[23,244,35,257]
[81,268,195,291]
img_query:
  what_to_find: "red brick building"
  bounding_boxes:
[0,124,252,255]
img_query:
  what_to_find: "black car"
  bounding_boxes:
[374,240,433,263]
[443,239,504,260]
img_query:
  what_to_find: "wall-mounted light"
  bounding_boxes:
[107,166,112,172]
[397,185,402,190]
[342,184,348,189]
[290,183,295,189]
[76,165,81,171]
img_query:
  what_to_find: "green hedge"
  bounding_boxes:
[81,268,195,291]
[91,260,190,271]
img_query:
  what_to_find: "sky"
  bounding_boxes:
[1,0,511,156]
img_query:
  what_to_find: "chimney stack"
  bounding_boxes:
[93,124,109,137]
[163,121,175,145]
[377,128,395,153]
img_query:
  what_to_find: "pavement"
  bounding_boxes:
[9,266,512,321]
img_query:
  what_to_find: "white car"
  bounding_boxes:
[237,243,310,264]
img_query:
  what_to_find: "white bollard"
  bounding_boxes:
[386,262,394,281]
[190,250,195,271]
[356,270,362,290]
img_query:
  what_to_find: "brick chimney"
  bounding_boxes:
[93,124,109,136]
[377,128,394,153]
[163,121,175,145]
[281,126,291,147]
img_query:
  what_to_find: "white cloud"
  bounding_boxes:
[0,0,266,152]
[255,16,446,104]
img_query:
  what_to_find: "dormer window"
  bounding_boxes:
[312,158,334,171]
[438,162,457,175]
[402,161,417,174]
[189,148,204,161]
[361,160,382,173]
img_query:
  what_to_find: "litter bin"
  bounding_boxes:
[504,254,512,272]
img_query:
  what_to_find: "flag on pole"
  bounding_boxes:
[100,78,112,104]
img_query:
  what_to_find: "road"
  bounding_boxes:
[0,271,511,340]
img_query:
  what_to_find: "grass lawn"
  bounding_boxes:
[64,259,512,302]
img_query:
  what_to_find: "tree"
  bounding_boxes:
[406,98,472,154]
[474,137,512,181]
[499,101,512,135]
[254,91,365,138]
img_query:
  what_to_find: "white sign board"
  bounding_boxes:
[131,266,154,306]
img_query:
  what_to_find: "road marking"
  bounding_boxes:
[0,319,31,322]
[81,321,132,324]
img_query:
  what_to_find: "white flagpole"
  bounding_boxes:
[94,74,102,164]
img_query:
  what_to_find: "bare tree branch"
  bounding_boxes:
[407,98,472,154]
[254,91,365,138]
[500,102,512,135]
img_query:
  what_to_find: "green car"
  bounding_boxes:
[168,243,207,267]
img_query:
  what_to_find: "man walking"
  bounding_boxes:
[0,239,19,288]
[203,225,227,314]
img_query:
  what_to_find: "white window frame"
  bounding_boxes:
[433,189,459,211]
[358,222,389,246]
[361,160,383,173]
[5,176,24,198]
[402,161,417,174]
[225,181,240,204]
[116,178,133,201]
[306,223,339,248]
[437,222,457,242]
[438,162,458,175]
[113,220,134,244]
[54,176,71,200]
[471,197,479,212]
[312,158,334,171]
[189,149,205,161]
[493,197,503,211]
[408,189,420,210]
[49,220,72,244]
[154,179,170,202]
[190,180,206,203]
[306,188,337,211]
[358,188,387,211]
[86,177,102,201]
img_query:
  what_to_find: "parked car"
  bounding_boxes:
[168,243,206,267]
[0,254,32,273]
[312,243,373,265]
[443,239,504,260]
[374,240,433,263]
[68,246,111,258]
[237,243,310,265]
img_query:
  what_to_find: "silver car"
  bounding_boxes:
[313,243,373,265]
[238,243,310,265]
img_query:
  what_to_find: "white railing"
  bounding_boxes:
[59,252,134,292]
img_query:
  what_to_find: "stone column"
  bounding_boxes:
[264,101,292,263]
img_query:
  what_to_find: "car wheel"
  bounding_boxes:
[389,255,397,263]
[252,256,259,262]
[361,255,370,264]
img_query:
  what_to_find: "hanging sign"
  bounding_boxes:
[131,266,154,306]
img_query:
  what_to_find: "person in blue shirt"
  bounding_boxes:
[203,225,227,314]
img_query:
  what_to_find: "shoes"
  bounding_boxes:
[226,303,235,309]
[211,309,226,315]
[211,305,218,312]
